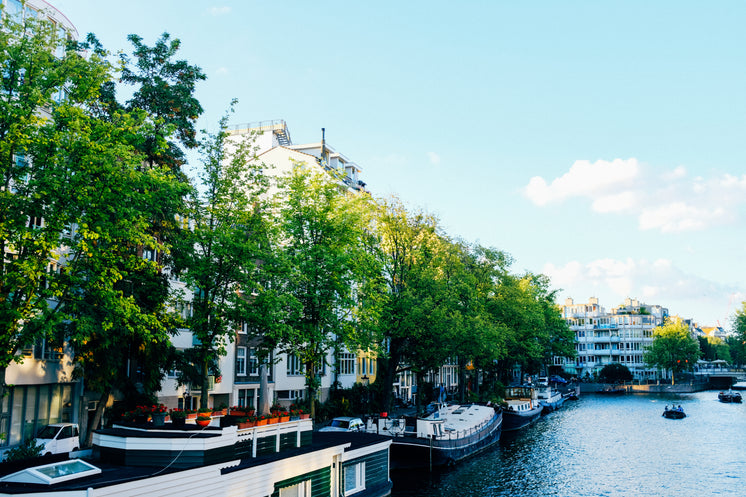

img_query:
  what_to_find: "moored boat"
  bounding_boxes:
[718,390,742,403]
[536,380,566,413]
[0,418,394,497]
[365,403,502,470]
[501,386,543,431]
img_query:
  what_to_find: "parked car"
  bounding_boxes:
[319,417,364,432]
[549,375,568,384]
[34,423,80,456]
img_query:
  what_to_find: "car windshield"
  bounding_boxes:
[37,425,60,439]
[330,419,349,428]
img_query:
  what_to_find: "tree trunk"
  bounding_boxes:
[258,362,270,416]
[83,388,111,448]
[380,349,402,414]
[458,358,468,403]
[200,355,210,409]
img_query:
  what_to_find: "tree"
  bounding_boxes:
[120,33,205,171]
[372,198,447,413]
[598,363,633,384]
[0,10,108,373]
[698,336,731,363]
[171,106,272,410]
[272,166,378,418]
[644,318,701,385]
[446,242,509,403]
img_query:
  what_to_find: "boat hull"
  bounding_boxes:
[662,410,686,419]
[501,405,542,431]
[389,410,502,470]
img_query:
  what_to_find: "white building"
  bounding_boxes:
[157,121,373,412]
[559,297,669,381]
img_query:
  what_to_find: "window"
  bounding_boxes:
[249,347,259,376]
[287,354,304,376]
[344,462,366,494]
[236,347,246,376]
[338,353,355,375]
[279,480,310,497]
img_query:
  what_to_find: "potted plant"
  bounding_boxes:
[170,408,187,428]
[150,404,168,426]
[230,406,245,417]
[196,408,212,427]
[279,411,290,423]
[255,414,268,426]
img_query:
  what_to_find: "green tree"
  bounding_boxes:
[698,335,731,363]
[598,363,633,384]
[120,33,205,171]
[172,106,272,410]
[447,242,509,403]
[372,198,447,413]
[0,10,102,372]
[644,318,701,385]
[272,166,378,418]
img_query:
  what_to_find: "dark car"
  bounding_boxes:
[549,375,568,384]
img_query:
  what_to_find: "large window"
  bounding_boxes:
[344,462,366,494]
[338,353,355,375]
[236,347,247,376]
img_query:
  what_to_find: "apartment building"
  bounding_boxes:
[559,297,669,381]
[157,121,375,412]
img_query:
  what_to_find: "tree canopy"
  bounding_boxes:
[644,318,701,384]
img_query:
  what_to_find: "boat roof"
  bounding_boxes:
[0,432,390,494]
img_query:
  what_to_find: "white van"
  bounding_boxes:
[34,423,80,455]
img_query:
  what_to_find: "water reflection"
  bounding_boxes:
[391,392,746,496]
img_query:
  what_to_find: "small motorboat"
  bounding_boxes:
[718,390,742,403]
[662,406,686,419]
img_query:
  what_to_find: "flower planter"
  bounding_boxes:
[186,413,197,420]
[279,416,290,423]
[238,421,255,429]
[196,418,211,427]
[300,414,311,420]
[152,412,167,427]
[171,417,186,428]
[256,419,268,426]
[230,410,246,417]
[268,417,279,424]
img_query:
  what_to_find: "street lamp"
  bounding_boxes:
[361,375,369,415]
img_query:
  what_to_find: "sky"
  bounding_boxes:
[52,0,746,328]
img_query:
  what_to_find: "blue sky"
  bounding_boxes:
[54,1,746,328]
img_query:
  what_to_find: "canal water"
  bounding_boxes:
[390,391,746,496]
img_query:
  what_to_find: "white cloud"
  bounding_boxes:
[215,67,229,76]
[525,159,746,233]
[427,152,441,165]
[209,6,231,16]
[524,158,640,206]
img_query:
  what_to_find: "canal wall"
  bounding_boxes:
[578,382,710,394]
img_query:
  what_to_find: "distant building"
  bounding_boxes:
[559,297,670,381]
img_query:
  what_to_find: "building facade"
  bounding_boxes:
[559,297,669,381]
